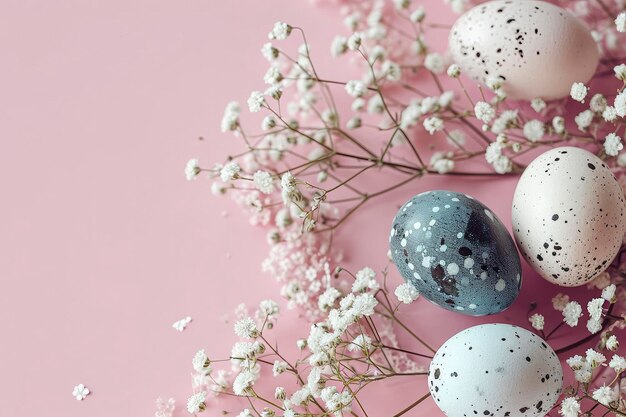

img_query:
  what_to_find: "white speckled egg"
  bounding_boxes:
[512,147,626,287]
[449,0,599,100]
[429,324,562,417]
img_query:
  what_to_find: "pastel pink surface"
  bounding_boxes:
[0,1,598,417]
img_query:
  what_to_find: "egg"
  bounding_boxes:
[448,0,599,100]
[429,324,563,417]
[389,190,521,316]
[512,147,626,287]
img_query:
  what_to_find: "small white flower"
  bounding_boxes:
[604,133,624,156]
[236,410,253,417]
[263,66,283,85]
[607,334,620,351]
[570,82,588,102]
[474,101,495,123]
[345,80,366,97]
[221,101,241,132]
[590,94,607,113]
[220,162,241,182]
[552,116,565,134]
[185,159,201,181]
[234,317,258,339]
[233,369,260,396]
[193,349,210,373]
[395,282,419,304]
[347,32,362,50]
[348,334,373,352]
[424,52,445,74]
[330,36,348,57]
[393,0,411,9]
[559,397,581,417]
[615,64,626,81]
[574,110,593,131]
[602,284,617,303]
[261,116,276,131]
[588,298,605,321]
[563,301,582,327]
[491,110,518,134]
[592,385,617,406]
[347,117,361,129]
[72,384,90,401]
[253,171,275,194]
[275,387,286,400]
[529,313,545,331]
[614,91,626,117]
[261,43,278,61]
[552,293,570,311]
[523,120,544,142]
[610,354,626,372]
[603,106,617,122]
[431,152,455,174]
[410,7,426,23]
[616,12,626,32]
[272,360,288,376]
[447,64,460,78]
[247,91,265,113]
[269,22,292,40]
[530,98,546,113]
[586,348,606,367]
[423,116,444,134]
[587,318,602,334]
[382,60,401,81]
[172,316,192,331]
[187,392,206,413]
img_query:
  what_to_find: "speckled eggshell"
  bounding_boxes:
[389,190,521,316]
[429,324,563,417]
[512,147,626,287]
[449,0,599,100]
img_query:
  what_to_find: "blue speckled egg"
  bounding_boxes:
[389,190,521,316]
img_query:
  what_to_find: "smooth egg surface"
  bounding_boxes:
[512,147,626,287]
[449,0,598,100]
[390,190,521,316]
[429,324,563,417]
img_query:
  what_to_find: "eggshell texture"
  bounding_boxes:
[389,190,521,316]
[429,324,563,417]
[449,0,599,100]
[512,147,626,287]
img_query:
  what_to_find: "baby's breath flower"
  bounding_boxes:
[275,387,286,400]
[193,349,211,373]
[72,384,90,401]
[330,36,348,57]
[423,116,444,134]
[382,60,401,81]
[592,385,617,406]
[253,171,275,194]
[607,335,620,351]
[395,282,419,304]
[269,22,292,40]
[588,298,605,321]
[603,106,617,122]
[348,334,373,352]
[474,101,495,123]
[263,66,283,85]
[614,91,626,117]
[551,116,565,134]
[410,7,426,23]
[570,82,588,102]
[431,152,455,174]
[234,317,258,339]
[346,117,361,129]
[523,120,544,142]
[221,101,241,132]
[530,98,546,113]
[447,64,461,78]
[615,64,626,81]
[552,293,569,311]
[529,313,544,331]
[220,161,241,182]
[233,369,259,396]
[604,133,623,156]
[586,349,606,367]
[187,392,206,413]
[393,0,411,9]
[345,80,366,98]
[575,110,593,131]
[347,32,362,50]
[563,301,582,327]
[587,318,602,334]
[261,43,278,61]
[185,158,201,181]
[610,354,626,372]
[616,12,626,32]
[247,91,265,113]
[602,284,617,303]
[262,116,276,131]
[272,360,288,376]
[590,94,607,113]
[559,397,580,417]
[424,52,445,74]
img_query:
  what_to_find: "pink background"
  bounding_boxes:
[0,1,599,416]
